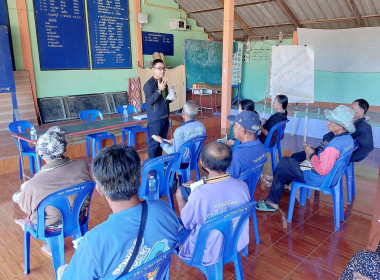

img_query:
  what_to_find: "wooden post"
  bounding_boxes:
[220,0,234,134]
[134,0,143,68]
[15,0,40,121]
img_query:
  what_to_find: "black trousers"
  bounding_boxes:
[267,157,305,205]
[291,151,307,162]
[147,118,169,159]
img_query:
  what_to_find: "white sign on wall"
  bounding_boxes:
[270,45,314,103]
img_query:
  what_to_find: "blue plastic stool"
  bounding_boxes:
[8,120,41,178]
[24,181,96,278]
[287,152,353,231]
[79,110,116,160]
[122,125,149,146]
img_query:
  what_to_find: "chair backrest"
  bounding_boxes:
[117,244,178,280]
[320,151,354,191]
[238,156,267,199]
[117,105,138,116]
[79,110,103,123]
[36,181,96,239]
[141,103,146,112]
[176,135,207,173]
[8,120,35,152]
[263,119,289,149]
[189,201,255,266]
[138,153,180,200]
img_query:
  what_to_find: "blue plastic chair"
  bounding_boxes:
[79,110,116,160]
[238,157,267,252]
[24,181,96,278]
[8,120,41,179]
[138,153,180,205]
[182,202,255,280]
[141,103,146,112]
[117,105,149,147]
[263,119,289,174]
[117,244,178,280]
[116,105,139,116]
[173,135,208,185]
[287,152,353,231]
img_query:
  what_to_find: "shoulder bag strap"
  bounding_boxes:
[116,200,148,279]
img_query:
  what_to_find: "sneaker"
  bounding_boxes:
[12,190,22,203]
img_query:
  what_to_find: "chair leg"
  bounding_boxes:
[111,135,116,145]
[300,187,307,206]
[47,236,65,279]
[91,140,97,161]
[306,188,312,199]
[331,185,341,231]
[86,138,90,158]
[122,130,126,145]
[251,209,260,245]
[287,184,299,223]
[204,261,223,280]
[28,155,35,175]
[24,231,30,275]
[339,180,344,222]
[346,163,355,204]
[18,156,22,179]
[233,254,244,280]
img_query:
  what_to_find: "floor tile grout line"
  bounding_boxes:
[284,227,337,278]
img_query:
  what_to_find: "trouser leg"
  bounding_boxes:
[148,118,169,159]
[290,151,307,163]
[267,157,305,205]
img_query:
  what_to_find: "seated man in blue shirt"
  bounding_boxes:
[58,145,179,280]
[152,100,206,161]
[226,110,267,178]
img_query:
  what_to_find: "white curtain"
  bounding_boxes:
[298,27,380,73]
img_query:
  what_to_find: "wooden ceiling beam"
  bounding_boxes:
[346,0,364,27]
[188,0,274,15]
[276,0,302,28]
[216,0,254,36]
[206,14,380,34]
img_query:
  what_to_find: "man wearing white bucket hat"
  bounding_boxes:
[256,105,356,212]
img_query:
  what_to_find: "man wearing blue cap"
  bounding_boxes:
[226,111,267,178]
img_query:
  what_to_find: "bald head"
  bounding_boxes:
[201,142,232,172]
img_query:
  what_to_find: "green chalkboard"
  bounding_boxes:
[184,39,237,87]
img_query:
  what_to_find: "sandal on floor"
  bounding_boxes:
[255,200,277,212]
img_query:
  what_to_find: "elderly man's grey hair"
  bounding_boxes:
[183,100,199,119]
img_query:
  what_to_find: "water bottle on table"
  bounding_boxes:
[317,107,321,118]
[30,127,37,140]
[123,106,129,122]
[148,176,157,197]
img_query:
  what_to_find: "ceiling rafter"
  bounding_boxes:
[216,0,254,36]
[206,13,380,34]
[276,0,302,28]
[346,0,364,27]
[187,0,275,15]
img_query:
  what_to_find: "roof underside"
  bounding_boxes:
[174,0,380,40]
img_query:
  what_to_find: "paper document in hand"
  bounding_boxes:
[166,90,175,101]
[163,139,174,145]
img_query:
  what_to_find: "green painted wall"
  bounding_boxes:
[241,39,380,106]
[6,0,23,70]
[140,0,208,68]
[7,0,208,98]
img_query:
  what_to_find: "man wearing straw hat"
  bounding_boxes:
[256,105,356,212]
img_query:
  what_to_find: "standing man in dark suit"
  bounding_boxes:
[143,59,176,159]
